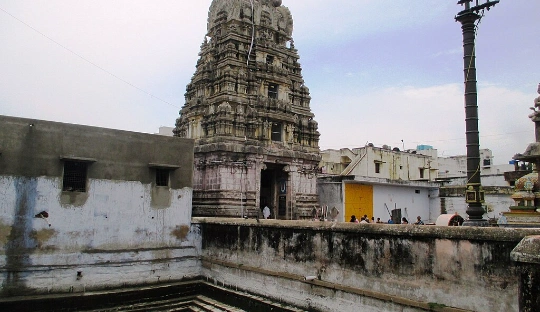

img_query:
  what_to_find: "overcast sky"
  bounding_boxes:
[1,0,539,164]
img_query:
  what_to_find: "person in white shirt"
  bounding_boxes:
[263,205,271,219]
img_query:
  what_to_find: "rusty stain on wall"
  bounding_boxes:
[171,225,190,241]
[3,177,38,295]
[30,228,57,250]
[30,228,56,242]
[0,221,12,246]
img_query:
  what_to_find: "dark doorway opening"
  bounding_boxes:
[260,164,288,219]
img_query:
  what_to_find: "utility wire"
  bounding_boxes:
[0,6,181,110]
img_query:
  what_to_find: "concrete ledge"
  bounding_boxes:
[195,217,526,311]
[203,257,472,312]
[192,217,540,242]
[511,235,540,264]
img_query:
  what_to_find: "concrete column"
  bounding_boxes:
[511,235,540,311]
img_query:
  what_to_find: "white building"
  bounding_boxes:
[433,148,514,185]
[426,147,515,219]
[318,145,439,223]
[318,144,517,223]
[156,126,174,136]
[320,145,438,181]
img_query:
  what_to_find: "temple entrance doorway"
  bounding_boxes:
[260,164,288,219]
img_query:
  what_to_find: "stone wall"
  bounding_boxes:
[511,235,540,311]
[0,116,200,297]
[194,218,540,312]
[0,176,201,297]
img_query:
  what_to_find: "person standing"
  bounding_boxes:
[330,206,339,222]
[414,216,424,225]
[263,205,271,219]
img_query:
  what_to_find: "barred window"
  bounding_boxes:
[62,161,88,192]
[149,163,179,187]
[155,169,170,187]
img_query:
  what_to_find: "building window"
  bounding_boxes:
[271,122,282,142]
[483,158,491,167]
[266,55,274,65]
[375,162,381,174]
[149,163,180,187]
[155,169,170,187]
[62,161,88,192]
[419,168,425,179]
[415,190,421,194]
[268,83,278,99]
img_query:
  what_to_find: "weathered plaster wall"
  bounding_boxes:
[372,184,431,223]
[0,115,193,189]
[511,235,540,311]
[194,218,540,312]
[317,178,345,222]
[0,177,200,297]
[0,116,199,297]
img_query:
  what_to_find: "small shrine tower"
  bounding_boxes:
[504,84,540,227]
[174,0,320,219]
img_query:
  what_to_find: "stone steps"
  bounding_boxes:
[0,280,305,312]
[85,295,245,312]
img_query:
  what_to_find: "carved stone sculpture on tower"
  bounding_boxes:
[174,0,321,219]
[506,84,540,227]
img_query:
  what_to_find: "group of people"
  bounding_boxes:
[262,205,425,225]
[350,215,425,225]
[349,215,385,224]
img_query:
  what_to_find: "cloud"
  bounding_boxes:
[0,0,212,132]
[316,83,534,163]
[0,0,538,167]
[431,48,462,58]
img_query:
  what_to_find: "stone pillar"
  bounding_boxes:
[511,235,540,311]
[284,164,296,220]
[455,6,487,226]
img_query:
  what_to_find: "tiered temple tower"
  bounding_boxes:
[174,0,320,219]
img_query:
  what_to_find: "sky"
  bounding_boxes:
[1,0,539,165]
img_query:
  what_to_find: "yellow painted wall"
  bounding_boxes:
[344,184,373,222]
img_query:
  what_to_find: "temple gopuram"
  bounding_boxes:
[174,0,320,219]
